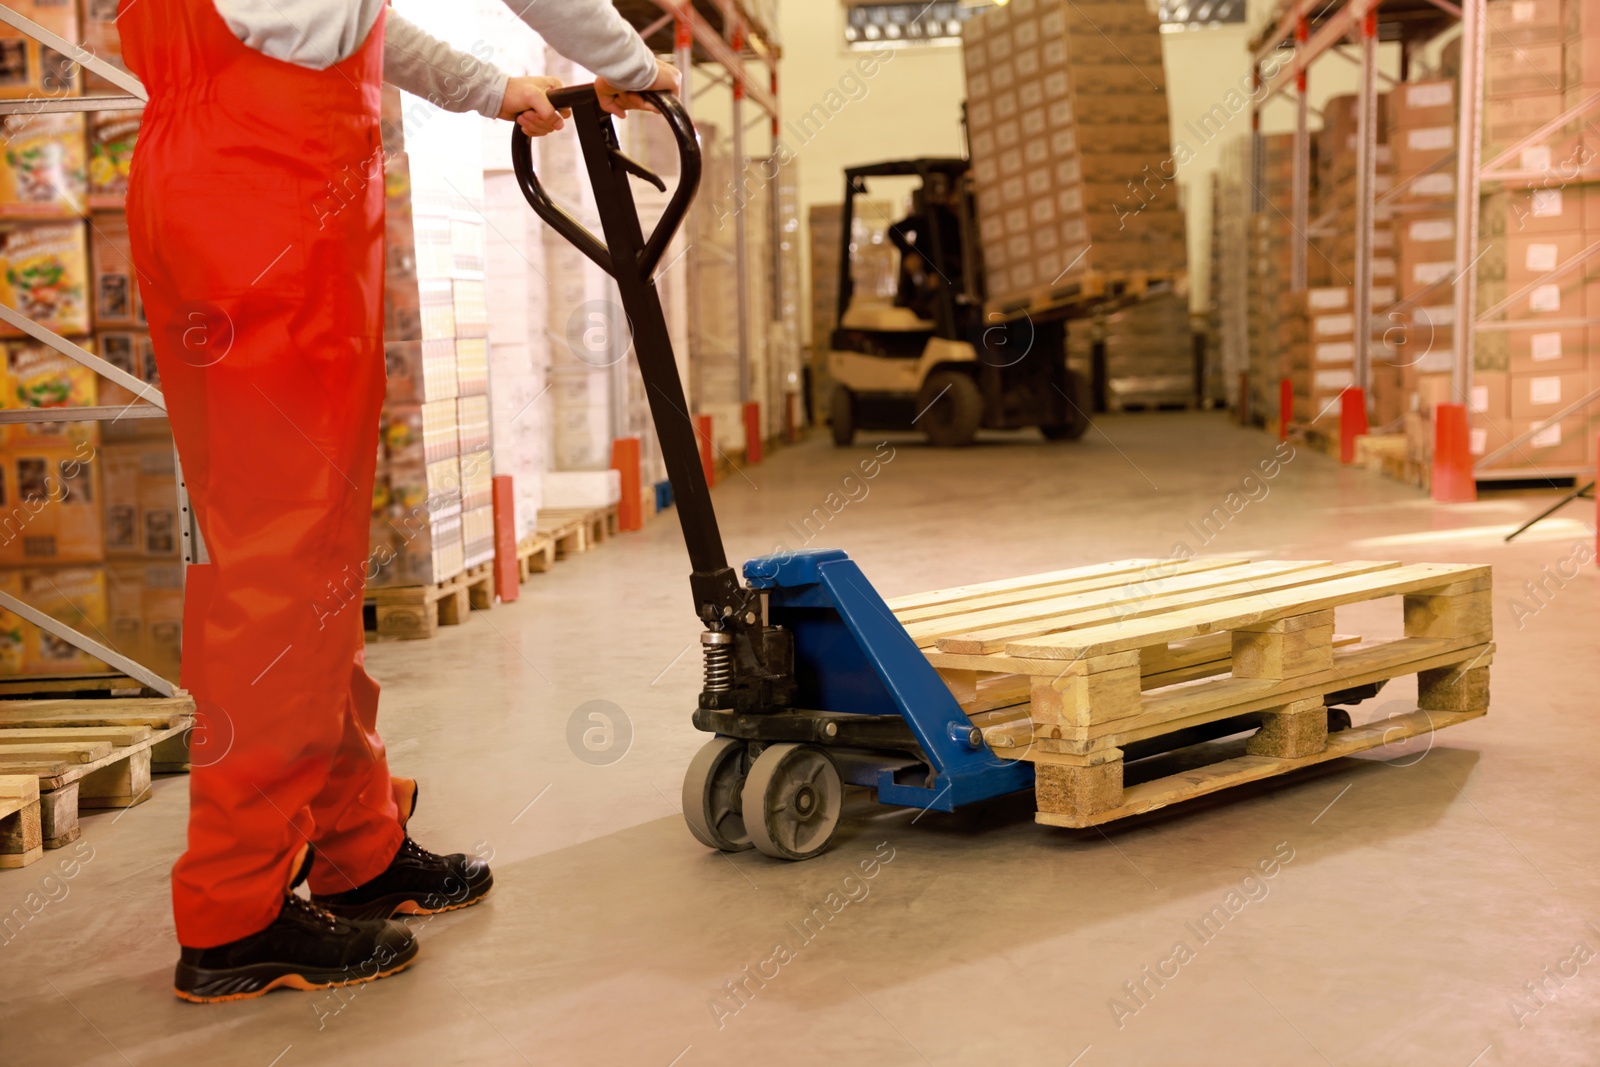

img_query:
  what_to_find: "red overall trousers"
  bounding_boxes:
[120,1,404,947]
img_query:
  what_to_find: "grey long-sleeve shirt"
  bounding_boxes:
[211,1,659,116]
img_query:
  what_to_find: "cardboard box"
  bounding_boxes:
[80,0,130,90]
[0,0,82,100]
[105,561,183,683]
[0,112,87,218]
[87,110,140,207]
[1506,232,1587,285]
[89,211,142,326]
[19,566,110,675]
[1509,369,1589,417]
[3,338,99,447]
[1489,0,1563,43]
[1469,370,1510,419]
[1390,79,1456,127]
[0,442,103,565]
[1507,325,1590,372]
[1487,43,1563,94]
[1395,124,1456,174]
[0,221,90,337]
[101,441,179,559]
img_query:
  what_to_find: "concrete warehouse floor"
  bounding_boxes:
[2,412,1598,1066]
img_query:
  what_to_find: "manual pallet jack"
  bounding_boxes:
[514,88,1035,861]
[512,89,1494,861]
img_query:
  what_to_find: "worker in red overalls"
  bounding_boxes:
[118,1,677,1002]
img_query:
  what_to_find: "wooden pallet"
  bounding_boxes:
[0,693,195,865]
[989,269,1183,321]
[888,557,1492,828]
[0,775,42,870]
[366,572,471,640]
[462,562,495,612]
[516,533,555,581]
[535,504,619,559]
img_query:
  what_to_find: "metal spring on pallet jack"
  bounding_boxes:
[701,631,734,692]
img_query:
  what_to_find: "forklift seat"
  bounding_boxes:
[840,300,936,333]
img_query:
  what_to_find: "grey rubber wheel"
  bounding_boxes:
[916,370,983,447]
[830,385,856,446]
[742,743,843,861]
[682,737,753,852]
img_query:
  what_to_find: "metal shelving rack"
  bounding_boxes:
[617,0,782,417]
[1249,0,1600,487]
[0,9,178,695]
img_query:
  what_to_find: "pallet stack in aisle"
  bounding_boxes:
[1067,291,1195,410]
[0,1,184,685]
[1466,0,1600,475]
[962,0,1186,313]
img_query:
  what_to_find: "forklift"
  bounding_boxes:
[826,158,1090,447]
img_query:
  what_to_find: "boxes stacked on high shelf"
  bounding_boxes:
[1248,133,1297,429]
[1465,0,1600,474]
[1386,80,1465,441]
[0,2,179,681]
[1067,291,1195,410]
[1298,93,1395,432]
[1215,137,1254,419]
[371,88,467,589]
[962,0,1186,313]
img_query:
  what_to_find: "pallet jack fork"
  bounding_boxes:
[514,88,1032,861]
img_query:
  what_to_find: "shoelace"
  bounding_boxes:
[397,837,444,866]
[283,892,342,931]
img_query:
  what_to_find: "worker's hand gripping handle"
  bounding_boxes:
[510,86,701,281]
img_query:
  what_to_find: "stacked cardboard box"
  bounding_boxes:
[1249,133,1299,426]
[962,0,1186,310]
[1068,291,1195,409]
[370,90,467,588]
[1470,0,1600,472]
[1214,138,1254,418]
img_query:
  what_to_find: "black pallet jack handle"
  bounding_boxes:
[512,87,748,625]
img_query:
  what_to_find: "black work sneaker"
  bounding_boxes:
[311,837,493,921]
[174,894,418,1004]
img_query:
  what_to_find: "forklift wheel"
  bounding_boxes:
[682,737,754,852]
[1041,368,1090,441]
[916,370,983,447]
[742,743,843,861]
[830,386,856,446]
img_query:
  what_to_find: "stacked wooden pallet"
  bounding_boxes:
[888,557,1491,827]
[0,685,194,869]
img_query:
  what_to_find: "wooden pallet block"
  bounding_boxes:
[892,558,1493,827]
[462,562,495,611]
[366,573,470,640]
[0,775,42,869]
[516,534,555,581]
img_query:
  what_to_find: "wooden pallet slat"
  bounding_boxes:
[366,572,471,640]
[893,557,1494,830]
[0,775,42,870]
[516,533,556,581]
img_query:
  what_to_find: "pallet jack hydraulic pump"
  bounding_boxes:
[515,87,1048,861]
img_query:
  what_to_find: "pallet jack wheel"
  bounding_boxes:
[682,737,754,852]
[742,743,843,861]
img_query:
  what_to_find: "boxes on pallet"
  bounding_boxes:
[541,470,621,509]
[3,339,99,448]
[369,459,463,588]
[962,0,1185,308]
[0,222,90,338]
[100,441,178,559]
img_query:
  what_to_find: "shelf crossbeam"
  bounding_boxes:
[0,7,147,101]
